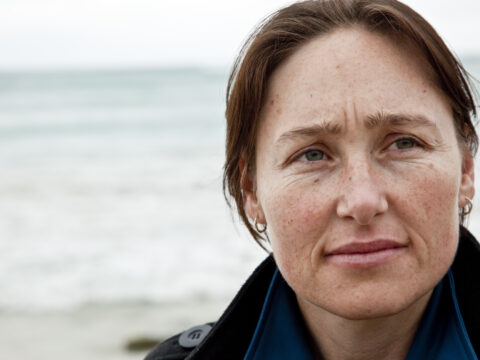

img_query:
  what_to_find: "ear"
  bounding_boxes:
[239,157,266,224]
[458,150,475,207]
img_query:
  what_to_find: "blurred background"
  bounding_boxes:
[0,0,479,359]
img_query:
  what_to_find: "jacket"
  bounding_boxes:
[145,227,480,360]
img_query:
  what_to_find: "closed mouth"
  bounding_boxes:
[325,240,407,267]
[328,240,404,256]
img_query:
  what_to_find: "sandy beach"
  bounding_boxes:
[0,300,231,360]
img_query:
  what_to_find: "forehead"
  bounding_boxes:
[269,27,432,96]
[260,27,452,136]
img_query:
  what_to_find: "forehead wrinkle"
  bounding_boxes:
[343,101,362,131]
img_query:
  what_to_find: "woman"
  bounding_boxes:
[147,0,479,359]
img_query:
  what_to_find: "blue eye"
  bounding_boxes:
[304,150,325,161]
[393,138,416,149]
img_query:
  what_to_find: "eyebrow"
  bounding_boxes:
[275,112,440,145]
[365,112,440,133]
[276,122,343,145]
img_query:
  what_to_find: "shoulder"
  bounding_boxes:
[145,256,276,360]
[144,323,214,360]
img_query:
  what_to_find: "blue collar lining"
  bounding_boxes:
[448,270,478,359]
[243,268,314,360]
[243,269,280,359]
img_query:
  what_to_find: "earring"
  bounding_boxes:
[254,217,267,233]
[461,196,473,215]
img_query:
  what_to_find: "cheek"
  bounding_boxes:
[261,180,334,254]
[401,170,458,223]
[395,162,460,262]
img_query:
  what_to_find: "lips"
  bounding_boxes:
[325,240,407,267]
[328,240,404,255]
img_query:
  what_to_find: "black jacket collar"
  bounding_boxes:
[451,226,480,356]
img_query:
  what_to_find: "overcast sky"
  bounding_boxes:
[0,0,478,71]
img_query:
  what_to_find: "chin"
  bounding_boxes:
[314,287,434,321]
[329,302,414,321]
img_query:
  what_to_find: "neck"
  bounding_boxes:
[297,290,432,360]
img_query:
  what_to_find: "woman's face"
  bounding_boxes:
[244,28,475,319]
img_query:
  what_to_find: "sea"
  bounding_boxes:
[0,67,266,311]
[0,67,266,359]
[1,57,480,359]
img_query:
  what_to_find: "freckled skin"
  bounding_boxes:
[244,26,475,331]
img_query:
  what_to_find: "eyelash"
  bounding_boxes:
[385,136,424,152]
[293,147,329,163]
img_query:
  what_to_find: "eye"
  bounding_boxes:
[388,137,421,150]
[303,149,325,161]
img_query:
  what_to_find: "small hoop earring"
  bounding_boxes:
[254,217,267,233]
[462,196,473,216]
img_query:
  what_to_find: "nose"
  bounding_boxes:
[336,159,388,225]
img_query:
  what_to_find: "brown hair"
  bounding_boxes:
[223,0,478,247]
